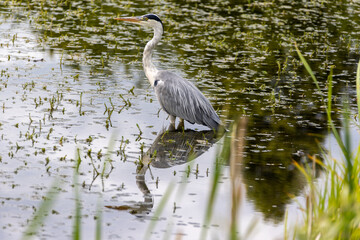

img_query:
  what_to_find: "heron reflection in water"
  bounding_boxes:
[115,14,222,131]
[105,127,222,216]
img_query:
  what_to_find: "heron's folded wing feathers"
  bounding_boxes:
[154,71,220,129]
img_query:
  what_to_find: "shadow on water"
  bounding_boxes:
[105,127,222,216]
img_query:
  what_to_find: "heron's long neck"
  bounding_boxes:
[143,26,162,86]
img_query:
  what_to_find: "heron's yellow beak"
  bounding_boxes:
[114,17,141,23]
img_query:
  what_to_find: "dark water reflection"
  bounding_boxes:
[106,127,220,216]
[0,0,359,238]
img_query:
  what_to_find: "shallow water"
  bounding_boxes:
[0,0,360,239]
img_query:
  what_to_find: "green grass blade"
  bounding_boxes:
[22,179,61,240]
[295,45,349,165]
[327,66,334,122]
[144,181,175,239]
[73,149,82,240]
[200,129,230,240]
[342,102,354,192]
[357,60,360,119]
[199,126,234,240]
[200,158,222,240]
[95,196,102,240]
[295,44,321,91]
[284,209,288,240]
[101,132,117,178]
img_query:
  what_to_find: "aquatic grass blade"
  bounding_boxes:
[295,45,349,169]
[73,149,82,240]
[357,60,360,119]
[95,196,102,240]
[199,156,222,240]
[22,179,61,240]
[175,156,197,200]
[200,128,231,240]
[327,66,334,122]
[292,161,312,183]
[294,44,320,91]
[144,181,175,239]
[342,101,354,192]
[230,118,247,240]
[101,132,117,179]
[354,140,360,184]
[243,217,259,240]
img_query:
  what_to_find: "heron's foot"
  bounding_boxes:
[177,118,185,131]
[168,124,176,131]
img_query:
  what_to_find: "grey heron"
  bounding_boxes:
[115,14,221,130]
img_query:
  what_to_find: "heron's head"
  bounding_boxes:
[115,14,163,33]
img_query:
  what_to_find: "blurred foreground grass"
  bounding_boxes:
[294,47,360,239]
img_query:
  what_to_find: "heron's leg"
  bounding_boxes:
[168,115,176,131]
[177,118,185,131]
[170,115,176,126]
[168,124,176,131]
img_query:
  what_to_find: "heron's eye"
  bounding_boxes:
[142,16,149,21]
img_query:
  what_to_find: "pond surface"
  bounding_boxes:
[0,0,360,239]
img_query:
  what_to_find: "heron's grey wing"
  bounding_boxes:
[154,71,220,129]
